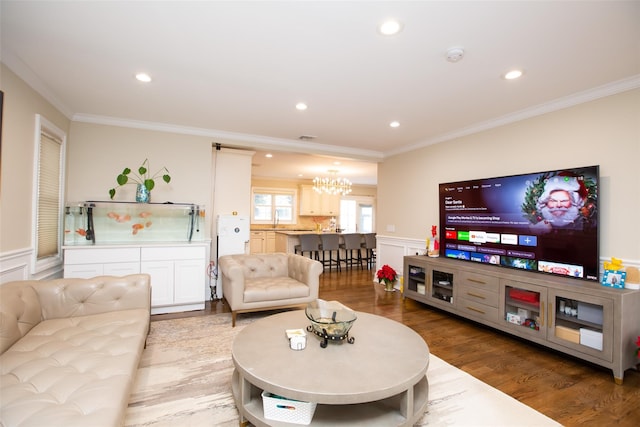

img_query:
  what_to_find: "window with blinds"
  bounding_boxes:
[32,115,66,274]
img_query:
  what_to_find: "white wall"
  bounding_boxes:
[377,89,640,275]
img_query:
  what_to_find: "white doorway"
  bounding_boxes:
[340,196,375,233]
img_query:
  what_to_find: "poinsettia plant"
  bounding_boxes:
[636,335,640,358]
[377,264,398,286]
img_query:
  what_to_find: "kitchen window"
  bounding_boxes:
[251,187,295,225]
[32,114,66,274]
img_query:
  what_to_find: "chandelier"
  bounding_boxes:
[313,170,352,195]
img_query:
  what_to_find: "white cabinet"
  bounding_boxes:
[141,246,207,314]
[64,244,208,314]
[64,247,140,279]
[299,185,340,216]
[174,260,206,303]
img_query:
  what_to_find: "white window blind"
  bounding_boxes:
[36,131,62,259]
[32,114,66,275]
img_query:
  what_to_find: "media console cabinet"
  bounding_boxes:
[403,255,640,384]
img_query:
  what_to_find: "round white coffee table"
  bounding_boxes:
[231,309,429,426]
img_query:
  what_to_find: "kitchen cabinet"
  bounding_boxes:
[250,231,265,254]
[63,243,208,314]
[266,231,276,252]
[299,185,340,216]
[250,231,276,254]
[404,255,640,384]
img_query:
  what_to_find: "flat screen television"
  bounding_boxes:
[439,165,599,281]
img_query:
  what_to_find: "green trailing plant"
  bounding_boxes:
[108,158,171,199]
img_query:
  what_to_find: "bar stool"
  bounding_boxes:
[341,233,364,269]
[319,233,341,272]
[295,234,321,260]
[361,233,377,270]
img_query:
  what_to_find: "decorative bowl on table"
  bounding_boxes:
[305,299,357,347]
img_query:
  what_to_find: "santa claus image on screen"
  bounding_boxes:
[536,176,586,229]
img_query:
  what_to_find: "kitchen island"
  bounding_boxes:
[275,230,322,253]
[275,231,365,253]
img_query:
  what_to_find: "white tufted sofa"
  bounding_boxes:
[0,274,151,427]
[219,253,323,326]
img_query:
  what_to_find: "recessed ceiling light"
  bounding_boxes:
[503,69,524,80]
[135,73,152,83]
[390,121,400,128]
[265,153,273,158]
[296,102,308,111]
[378,19,403,36]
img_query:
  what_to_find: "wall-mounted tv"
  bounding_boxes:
[439,165,599,281]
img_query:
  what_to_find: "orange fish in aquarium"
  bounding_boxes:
[116,214,131,223]
[75,229,87,236]
[139,212,152,218]
[107,212,118,219]
[132,223,144,235]
[145,221,153,228]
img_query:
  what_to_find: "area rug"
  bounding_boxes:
[124,313,561,427]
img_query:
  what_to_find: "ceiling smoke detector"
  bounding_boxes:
[446,47,465,63]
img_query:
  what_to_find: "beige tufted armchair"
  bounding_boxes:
[218,253,323,326]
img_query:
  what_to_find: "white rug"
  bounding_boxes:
[124,313,561,426]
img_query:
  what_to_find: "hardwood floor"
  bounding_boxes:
[153,268,640,426]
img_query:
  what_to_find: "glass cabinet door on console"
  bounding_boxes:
[428,266,455,308]
[406,265,426,296]
[547,291,613,362]
[501,281,547,339]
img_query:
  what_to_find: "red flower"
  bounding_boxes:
[636,336,640,357]
[377,264,398,285]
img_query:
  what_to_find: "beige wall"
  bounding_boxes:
[378,89,640,262]
[67,122,213,204]
[0,64,70,253]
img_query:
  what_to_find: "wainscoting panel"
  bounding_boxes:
[375,235,425,281]
[0,248,64,284]
[0,248,32,284]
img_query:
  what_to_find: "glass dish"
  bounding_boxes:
[305,299,357,344]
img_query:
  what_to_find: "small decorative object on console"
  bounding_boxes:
[305,299,356,348]
[427,225,440,257]
[602,270,626,289]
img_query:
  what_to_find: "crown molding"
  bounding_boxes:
[1,52,75,119]
[71,113,385,162]
[386,74,640,157]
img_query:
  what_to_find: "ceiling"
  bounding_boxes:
[2,1,639,186]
